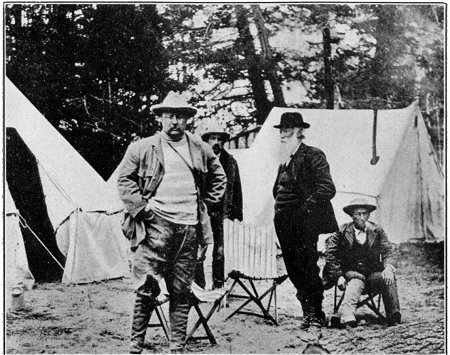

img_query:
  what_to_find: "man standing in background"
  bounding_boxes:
[195,122,243,290]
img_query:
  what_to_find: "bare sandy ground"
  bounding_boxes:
[5,243,444,354]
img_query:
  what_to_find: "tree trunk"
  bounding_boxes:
[251,5,286,107]
[323,27,334,109]
[234,5,271,125]
[370,5,397,99]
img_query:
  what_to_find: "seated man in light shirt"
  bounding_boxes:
[323,198,401,327]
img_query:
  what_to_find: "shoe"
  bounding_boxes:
[129,340,143,354]
[387,312,402,326]
[343,320,357,328]
[212,281,224,290]
[309,311,327,329]
[169,343,185,354]
[301,314,311,330]
[329,313,341,328]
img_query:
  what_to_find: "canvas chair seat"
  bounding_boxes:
[224,219,288,326]
[147,282,228,345]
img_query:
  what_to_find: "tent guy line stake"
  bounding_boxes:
[18,214,65,272]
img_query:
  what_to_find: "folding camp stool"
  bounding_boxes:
[147,283,228,345]
[330,285,385,327]
[224,219,288,326]
[226,271,288,326]
[185,282,229,345]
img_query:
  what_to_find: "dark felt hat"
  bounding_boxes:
[273,112,310,129]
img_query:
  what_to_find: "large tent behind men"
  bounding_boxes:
[5,78,129,284]
[231,103,444,245]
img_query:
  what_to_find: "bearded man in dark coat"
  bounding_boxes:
[272,112,338,331]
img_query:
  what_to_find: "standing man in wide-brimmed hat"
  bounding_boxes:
[194,122,243,290]
[323,198,401,328]
[117,92,226,353]
[272,112,338,333]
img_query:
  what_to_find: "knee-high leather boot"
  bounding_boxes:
[169,297,191,352]
[130,294,153,354]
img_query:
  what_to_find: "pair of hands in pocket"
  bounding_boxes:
[143,204,208,262]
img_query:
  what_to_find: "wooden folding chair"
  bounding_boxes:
[224,219,288,326]
[147,282,228,345]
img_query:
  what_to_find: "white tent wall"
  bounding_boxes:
[56,210,129,284]
[6,78,130,284]
[229,103,444,245]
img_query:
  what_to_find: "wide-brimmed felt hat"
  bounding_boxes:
[200,122,230,141]
[273,112,310,129]
[343,198,377,216]
[150,91,197,117]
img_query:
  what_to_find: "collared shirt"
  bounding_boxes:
[354,226,367,245]
[284,142,302,167]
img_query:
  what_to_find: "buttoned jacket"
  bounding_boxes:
[272,143,338,235]
[117,132,227,250]
[208,149,243,222]
[323,221,397,287]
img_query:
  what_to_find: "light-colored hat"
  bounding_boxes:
[343,198,377,216]
[150,91,197,117]
[200,122,230,141]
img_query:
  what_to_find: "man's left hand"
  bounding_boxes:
[197,245,208,262]
[381,266,395,285]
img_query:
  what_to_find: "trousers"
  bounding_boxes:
[194,214,224,289]
[130,211,198,351]
[340,271,401,322]
[274,210,323,310]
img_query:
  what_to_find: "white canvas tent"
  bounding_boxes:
[230,103,444,245]
[5,182,35,299]
[5,78,130,284]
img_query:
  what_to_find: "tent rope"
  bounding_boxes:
[18,214,65,272]
[36,161,78,207]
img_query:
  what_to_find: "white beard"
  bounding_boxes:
[278,133,301,164]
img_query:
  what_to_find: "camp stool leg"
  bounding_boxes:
[264,276,288,322]
[147,298,170,341]
[365,294,385,321]
[226,278,279,326]
[185,285,229,345]
[225,279,255,320]
[186,302,217,345]
[330,286,345,328]
[252,281,281,326]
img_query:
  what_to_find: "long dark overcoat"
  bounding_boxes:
[272,143,338,235]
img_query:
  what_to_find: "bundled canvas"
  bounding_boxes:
[230,103,444,245]
[5,78,130,284]
[5,182,35,296]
